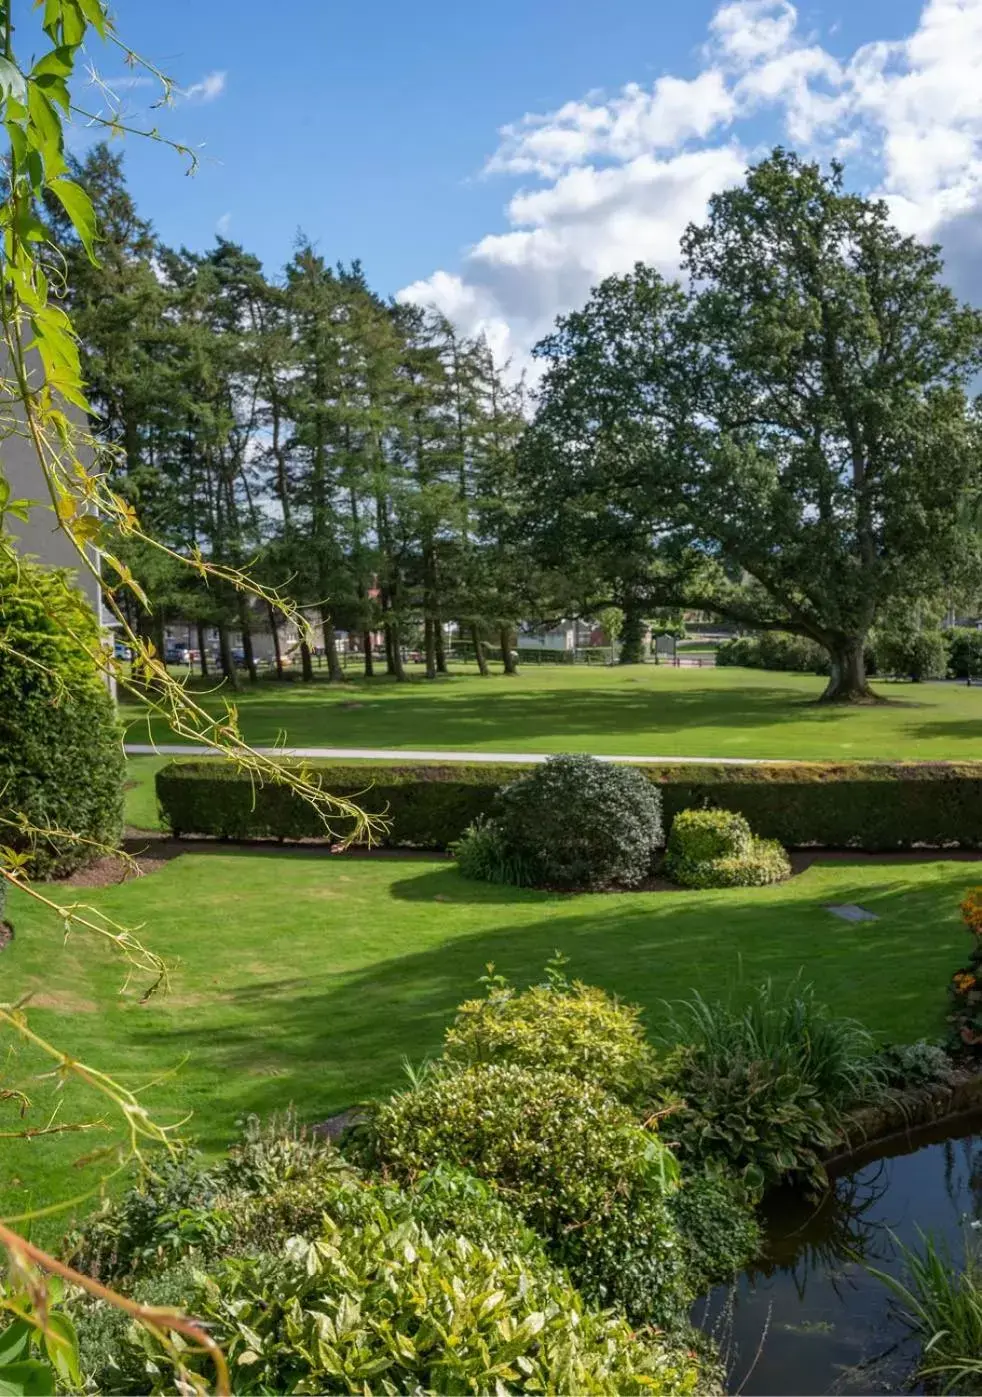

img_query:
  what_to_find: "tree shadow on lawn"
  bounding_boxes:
[162,682,881,751]
[132,861,969,1154]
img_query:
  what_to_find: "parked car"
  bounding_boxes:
[113,640,133,661]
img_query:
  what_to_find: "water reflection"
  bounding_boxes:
[696,1112,982,1395]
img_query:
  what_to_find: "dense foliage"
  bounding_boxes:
[874,626,949,682]
[716,632,831,674]
[159,756,982,853]
[371,1062,689,1324]
[946,628,982,681]
[664,808,791,888]
[443,963,659,1102]
[0,558,124,877]
[456,754,664,890]
[523,151,982,702]
[661,984,884,1195]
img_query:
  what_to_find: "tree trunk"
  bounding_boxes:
[424,617,437,680]
[384,618,397,675]
[819,635,878,703]
[238,599,258,684]
[362,632,375,678]
[320,605,345,682]
[500,625,519,674]
[217,623,240,692]
[267,603,285,679]
[196,622,209,678]
[434,617,448,674]
[388,621,406,681]
[619,604,645,664]
[471,623,489,676]
[299,638,314,683]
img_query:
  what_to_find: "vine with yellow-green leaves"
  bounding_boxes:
[0,4,373,1391]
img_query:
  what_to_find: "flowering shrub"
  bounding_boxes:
[947,888,982,1052]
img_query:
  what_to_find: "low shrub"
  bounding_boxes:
[371,1062,688,1325]
[664,807,791,888]
[194,1226,701,1397]
[667,1168,761,1294]
[0,558,124,877]
[661,984,884,1195]
[157,757,982,851]
[67,1149,232,1283]
[877,1040,954,1090]
[443,961,659,1102]
[73,1263,202,1396]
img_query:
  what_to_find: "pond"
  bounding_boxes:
[697,1112,982,1395]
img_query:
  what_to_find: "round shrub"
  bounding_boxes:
[443,964,659,1102]
[0,558,123,877]
[664,807,791,888]
[486,753,663,890]
[371,1062,688,1325]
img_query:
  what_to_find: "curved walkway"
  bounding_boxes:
[124,743,791,766]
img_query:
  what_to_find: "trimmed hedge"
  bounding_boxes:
[156,758,982,851]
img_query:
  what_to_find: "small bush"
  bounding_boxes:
[372,1062,688,1325]
[0,558,124,876]
[877,1040,954,1090]
[661,984,884,1195]
[664,807,791,888]
[74,1263,202,1396]
[667,1168,761,1294]
[67,1149,232,1282]
[489,754,664,889]
[450,816,536,885]
[194,1226,701,1397]
[443,962,659,1102]
[217,1108,348,1195]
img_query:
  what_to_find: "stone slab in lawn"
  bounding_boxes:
[824,903,879,923]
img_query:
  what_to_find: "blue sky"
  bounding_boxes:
[82,0,980,366]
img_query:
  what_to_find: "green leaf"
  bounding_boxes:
[40,1314,80,1387]
[0,1325,30,1368]
[0,1360,55,1397]
[0,58,28,103]
[47,178,98,262]
[31,48,74,80]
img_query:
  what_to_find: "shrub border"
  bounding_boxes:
[155,757,982,852]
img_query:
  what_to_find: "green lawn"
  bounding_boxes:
[2,850,974,1236]
[120,665,982,761]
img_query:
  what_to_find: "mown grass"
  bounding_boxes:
[120,665,982,761]
[1,850,973,1239]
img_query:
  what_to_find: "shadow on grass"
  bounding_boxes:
[130,861,970,1154]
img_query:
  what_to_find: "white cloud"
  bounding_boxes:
[400,0,982,373]
[216,211,232,237]
[182,70,227,104]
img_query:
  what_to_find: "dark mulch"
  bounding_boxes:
[54,850,170,888]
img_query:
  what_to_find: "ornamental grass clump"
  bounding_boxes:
[661,982,884,1195]
[664,807,791,889]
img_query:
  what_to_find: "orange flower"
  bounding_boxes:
[962,888,982,934]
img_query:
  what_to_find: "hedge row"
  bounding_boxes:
[156,759,982,851]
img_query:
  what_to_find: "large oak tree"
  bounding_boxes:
[525,151,982,700]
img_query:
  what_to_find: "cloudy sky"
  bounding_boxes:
[104,0,982,368]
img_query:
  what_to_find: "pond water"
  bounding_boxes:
[697,1112,982,1395]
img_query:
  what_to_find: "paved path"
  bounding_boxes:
[125,743,789,766]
